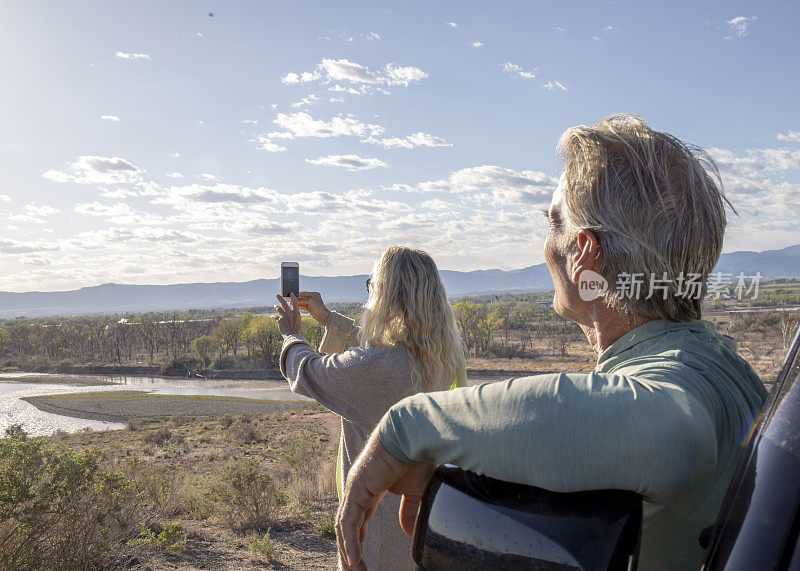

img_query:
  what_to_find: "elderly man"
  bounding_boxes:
[335,115,768,570]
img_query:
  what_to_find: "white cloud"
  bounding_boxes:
[154,183,280,207]
[281,58,427,93]
[502,62,536,79]
[0,238,58,254]
[115,51,150,60]
[421,198,451,211]
[252,137,287,152]
[777,131,800,143]
[290,94,320,108]
[725,16,757,39]
[74,201,154,225]
[751,148,800,170]
[9,214,45,224]
[593,36,602,41]
[0,195,11,202]
[391,165,557,205]
[101,115,120,122]
[471,41,483,48]
[604,25,615,31]
[320,59,381,84]
[365,32,381,41]
[286,189,406,214]
[165,172,184,178]
[553,26,566,33]
[447,22,458,28]
[711,147,800,190]
[269,112,384,139]
[76,226,202,246]
[170,152,181,158]
[363,131,452,149]
[25,204,60,217]
[243,119,259,125]
[263,131,295,139]
[199,173,219,182]
[544,80,568,92]
[43,156,145,184]
[100,188,138,199]
[306,154,388,172]
[384,64,429,86]
[281,70,322,85]
[708,147,800,229]
[196,32,204,39]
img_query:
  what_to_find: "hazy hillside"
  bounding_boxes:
[0,244,797,318]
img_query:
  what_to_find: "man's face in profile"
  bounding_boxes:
[543,174,579,321]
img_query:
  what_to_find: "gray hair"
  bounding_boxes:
[556,114,733,321]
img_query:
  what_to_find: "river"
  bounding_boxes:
[0,372,308,437]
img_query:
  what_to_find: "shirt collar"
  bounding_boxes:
[596,318,716,367]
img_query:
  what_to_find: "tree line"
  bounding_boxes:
[0,309,323,374]
[4,292,792,374]
[0,294,581,373]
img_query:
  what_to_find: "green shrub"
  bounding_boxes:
[212,355,235,370]
[314,515,336,539]
[249,529,278,562]
[159,356,200,377]
[279,429,324,472]
[131,522,186,555]
[3,423,28,440]
[0,434,146,569]
[218,459,285,532]
[126,417,146,431]
[235,423,259,444]
[144,427,172,446]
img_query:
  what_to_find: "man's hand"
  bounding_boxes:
[296,291,331,325]
[336,429,435,570]
[274,293,302,336]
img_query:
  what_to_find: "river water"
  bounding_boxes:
[0,373,307,437]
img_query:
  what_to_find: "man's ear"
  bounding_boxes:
[569,229,602,284]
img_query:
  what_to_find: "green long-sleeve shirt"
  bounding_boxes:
[378,319,767,570]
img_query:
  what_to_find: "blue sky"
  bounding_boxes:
[1,1,798,292]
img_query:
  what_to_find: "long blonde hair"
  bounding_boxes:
[359,246,463,392]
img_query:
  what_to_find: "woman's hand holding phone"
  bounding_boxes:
[296,291,330,325]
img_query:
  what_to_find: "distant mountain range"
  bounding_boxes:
[1,244,798,318]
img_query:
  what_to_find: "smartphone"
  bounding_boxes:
[281,262,299,298]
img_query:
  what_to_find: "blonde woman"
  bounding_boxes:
[274,246,466,570]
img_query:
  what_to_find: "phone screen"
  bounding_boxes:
[281,264,299,297]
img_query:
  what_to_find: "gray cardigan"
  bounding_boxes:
[280,311,415,570]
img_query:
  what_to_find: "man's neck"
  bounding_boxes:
[578,308,647,357]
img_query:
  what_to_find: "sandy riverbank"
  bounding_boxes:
[23,391,315,423]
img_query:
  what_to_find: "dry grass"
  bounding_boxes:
[42,410,339,569]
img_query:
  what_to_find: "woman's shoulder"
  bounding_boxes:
[336,343,409,368]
